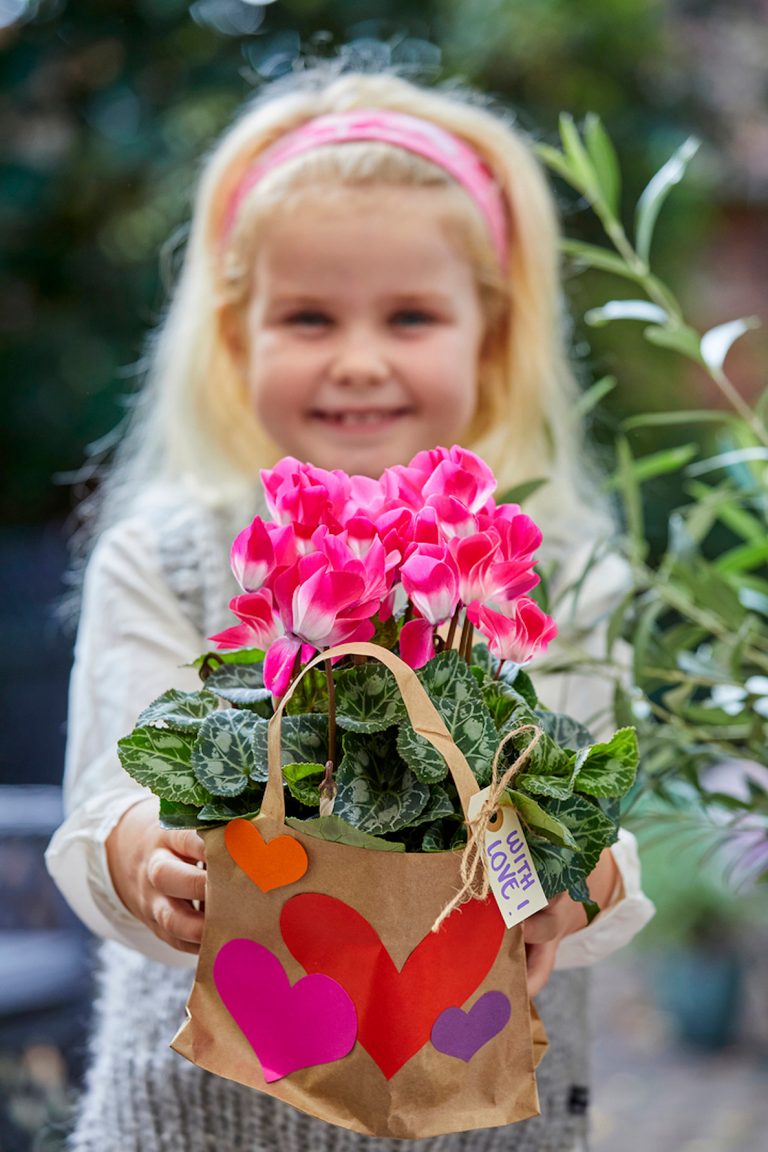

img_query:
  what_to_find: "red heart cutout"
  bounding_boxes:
[281,893,505,1079]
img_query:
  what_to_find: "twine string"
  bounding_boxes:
[431,723,544,932]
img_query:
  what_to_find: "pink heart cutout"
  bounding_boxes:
[214,939,357,1082]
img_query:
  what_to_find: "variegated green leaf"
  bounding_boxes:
[408,784,456,828]
[481,680,528,732]
[285,815,406,852]
[421,820,446,852]
[472,645,538,709]
[545,794,618,874]
[137,689,219,730]
[192,648,265,673]
[535,710,594,750]
[284,762,326,807]
[572,727,639,798]
[528,791,619,915]
[398,651,499,785]
[252,714,328,778]
[529,838,598,920]
[205,662,271,706]
[515,773,573,801]
[118,726,211,805]
[192,710,264,796]
[334,728,429,835]
[158,799,203,829]
[498,717,571,779]
[198,798,262,823]
[507,790,577,849]
[335,663,407,732]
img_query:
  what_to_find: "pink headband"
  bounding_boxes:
[222,109,509,268]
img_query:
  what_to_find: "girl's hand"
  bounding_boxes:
[106,797,207,954]
[523,846,619,996]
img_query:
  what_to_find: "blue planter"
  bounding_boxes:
[656,946,743,1049]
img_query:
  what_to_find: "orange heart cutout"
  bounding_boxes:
[225,819,308,893]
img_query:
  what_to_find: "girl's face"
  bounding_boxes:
[238,187,485,478]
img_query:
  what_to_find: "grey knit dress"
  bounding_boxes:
[67,494,592,1152]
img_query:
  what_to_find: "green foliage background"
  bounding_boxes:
[1,0,726,524]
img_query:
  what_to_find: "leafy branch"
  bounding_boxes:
[537,115,766,446]
[536,116,768,869]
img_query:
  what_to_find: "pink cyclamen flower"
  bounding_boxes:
[260,458,349,544]
[467,596,557,665]
[400,543,460,625]
[209,589,281,651]
[230,517,274,592]
[310,524,391,609]
[450,513,542,605]
[263,548,381,695]
[230,518,302,593]
[412,446,497,514]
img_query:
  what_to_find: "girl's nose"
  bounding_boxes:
[328,340,389,387]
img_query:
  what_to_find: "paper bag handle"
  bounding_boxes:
[261,641,480,825]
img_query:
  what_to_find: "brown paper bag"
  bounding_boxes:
[172,642,547,1139]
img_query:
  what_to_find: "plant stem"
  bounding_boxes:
[445,606,461,652]
[325,660,336,769]
[494,659,506,681]
[708,364,768,446]
[458,615,474,664]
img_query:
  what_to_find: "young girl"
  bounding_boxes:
[47,66,653,1152]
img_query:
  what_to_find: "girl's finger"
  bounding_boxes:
[522,905,563,945]
[525,939,558,997]
[147,849,207,903]
[162,827,206,863]
[152,895,205,950]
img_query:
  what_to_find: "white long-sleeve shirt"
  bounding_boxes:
[46,508,654,969]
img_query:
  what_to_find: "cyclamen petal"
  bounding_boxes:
[228,590,281,648]
[399,618,435,670]
[426,494,477,540]
[209,623,263,651]
[292,569,366,645]
[468,597,557,664]
[211,588,280,650]
[230,517,274,592]
[263,635,302,696]
[400,547,460,625]
[344,474,386,520]
[451,532,499,603]
[418,448,496,512]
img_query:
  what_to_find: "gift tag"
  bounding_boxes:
[467,788,548,929]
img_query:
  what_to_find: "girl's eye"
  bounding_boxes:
[286,311,332,327]
[391,309,436,327]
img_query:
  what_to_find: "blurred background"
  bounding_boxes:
[1,1,766,1148]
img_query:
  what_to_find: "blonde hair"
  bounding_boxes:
[89,66,612,562]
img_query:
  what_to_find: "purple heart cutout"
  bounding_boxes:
[214,939,357,1082]
[431,990,511,1062]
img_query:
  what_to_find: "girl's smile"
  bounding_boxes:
[239,187,485,478]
